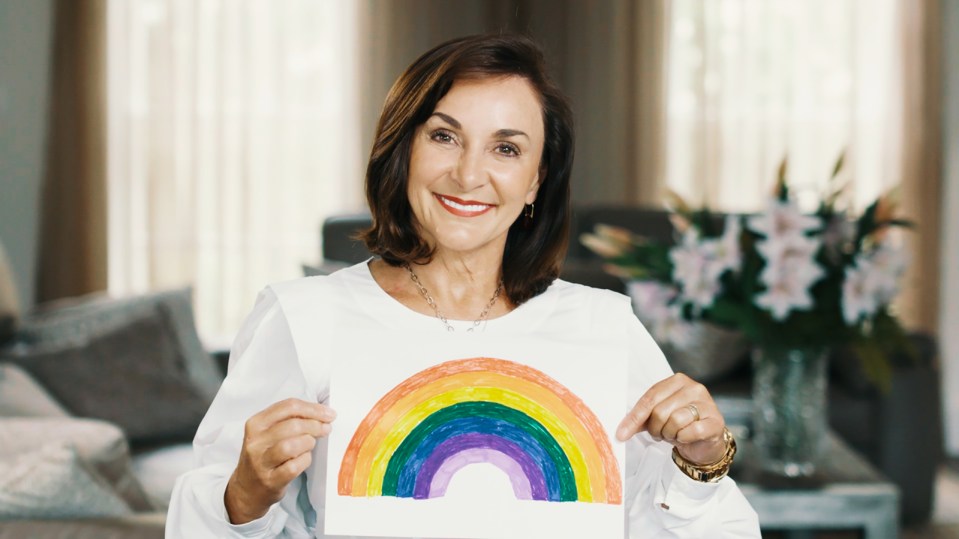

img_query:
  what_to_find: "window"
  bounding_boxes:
[106,0,362,341]
[665,0,901,212]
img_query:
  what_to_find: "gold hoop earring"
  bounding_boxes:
[524,203,535,220]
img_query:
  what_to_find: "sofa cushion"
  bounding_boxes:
[0,363,70,418]
[0,417,153,512]
[0,512,165,539]
[0,442,132,520]
[131,443,196,510]
[6,308,211,446]
[18,287,223,402]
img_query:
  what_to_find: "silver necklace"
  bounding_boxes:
[404,263,503,332]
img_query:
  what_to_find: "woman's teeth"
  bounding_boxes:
[440,196,489,212]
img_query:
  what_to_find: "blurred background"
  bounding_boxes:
[0,0,957,535]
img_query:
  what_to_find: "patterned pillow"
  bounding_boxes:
[8,308,212,446]
[0,442,132,520]
[17,287,223,401]
[0,363,70,418]
[0,417,154,512]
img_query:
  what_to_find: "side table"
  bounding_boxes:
[718,397,900,539]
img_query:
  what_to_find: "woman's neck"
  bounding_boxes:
[412,251,501,304]
[369,249,512,322]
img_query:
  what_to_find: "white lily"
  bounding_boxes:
[866,241,908,303]
[627,280,676,322]
[651,304,695,348]
[755,234,824,289]
[747,198,821,240]
[755,269,820,321]
[680,267,723,311]
[713,215,742,274]
[842,259,881,324]
[670,231,726,310]
[669,230,708,286]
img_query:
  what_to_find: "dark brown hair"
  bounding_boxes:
[361,34,574,306]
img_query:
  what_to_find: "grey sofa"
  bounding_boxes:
[0,288,225,538]
[315,205,943,524]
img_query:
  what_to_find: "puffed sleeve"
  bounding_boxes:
[623,305,760,538]
[166,288,316,538]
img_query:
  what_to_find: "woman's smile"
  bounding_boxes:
[433,193,495,217]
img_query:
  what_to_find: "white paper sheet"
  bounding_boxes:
[324,331,626,538]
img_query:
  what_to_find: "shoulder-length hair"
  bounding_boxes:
[361,34,574,306]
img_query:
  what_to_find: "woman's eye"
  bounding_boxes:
[430,130,455,144]
[496,143,520,157]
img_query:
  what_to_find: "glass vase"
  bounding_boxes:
[751,346,828,477]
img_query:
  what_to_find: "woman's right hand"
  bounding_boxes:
[225,398,336,524]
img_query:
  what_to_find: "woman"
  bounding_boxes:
[168,34,760,538]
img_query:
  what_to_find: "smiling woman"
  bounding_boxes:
[167,34,760,538]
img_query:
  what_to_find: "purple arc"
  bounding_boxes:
[412,433,549,501]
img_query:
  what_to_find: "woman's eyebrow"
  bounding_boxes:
[430,112,529,141]
[494,128,529,140]
[431,112,461,129]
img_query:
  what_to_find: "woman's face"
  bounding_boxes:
[407,76,544,260]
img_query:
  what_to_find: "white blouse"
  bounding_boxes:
[166,262,760,538]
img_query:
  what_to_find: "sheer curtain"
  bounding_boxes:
[665,0,901,212]
[106,0,363,340]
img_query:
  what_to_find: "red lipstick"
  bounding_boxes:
[434,194,495,217]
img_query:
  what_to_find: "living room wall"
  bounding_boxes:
[940,0,959,457]
[0,0,53,310]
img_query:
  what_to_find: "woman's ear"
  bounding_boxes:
[526,167,545,204]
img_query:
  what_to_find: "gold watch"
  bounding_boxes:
[671,427,737,483]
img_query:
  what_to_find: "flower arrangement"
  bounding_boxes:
[581,156,914,389]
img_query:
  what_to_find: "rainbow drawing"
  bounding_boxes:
[337,357,622,504]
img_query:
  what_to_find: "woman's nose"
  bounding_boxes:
[451,148,486,191]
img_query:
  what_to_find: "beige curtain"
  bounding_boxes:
[895,0,942,333]
[36,0,108,304]
[563,0,668,205]
[107,0,364,338]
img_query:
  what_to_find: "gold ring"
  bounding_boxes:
[687,403,701,422]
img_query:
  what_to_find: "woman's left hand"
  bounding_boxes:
[615,373,727,465]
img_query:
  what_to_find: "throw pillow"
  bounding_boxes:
[18,287,223,401]
[0,417,153,512]
[0,442,132,520]
[0,363,71,418]
[8,308,212,446]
